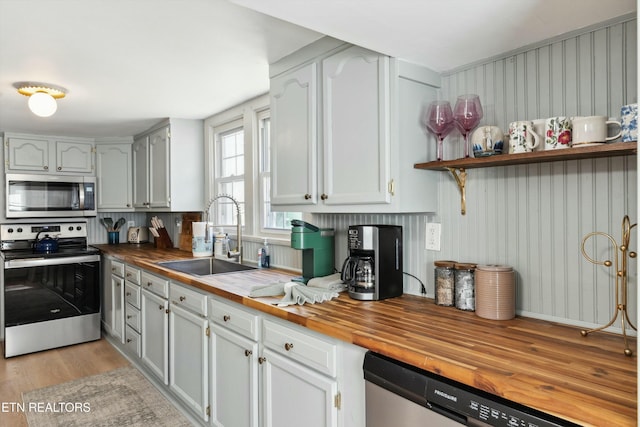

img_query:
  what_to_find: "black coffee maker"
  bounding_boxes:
[340,225,403,301]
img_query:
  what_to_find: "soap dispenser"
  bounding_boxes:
[260,238,270,268]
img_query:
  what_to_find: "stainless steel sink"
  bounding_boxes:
[158,257,255,276]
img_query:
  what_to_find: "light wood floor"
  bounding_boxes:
[0,338,129,427]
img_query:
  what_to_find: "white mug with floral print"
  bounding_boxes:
[508,121,540,153]
[544,116,572,149]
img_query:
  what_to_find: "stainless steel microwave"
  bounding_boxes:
[6,174,97,218]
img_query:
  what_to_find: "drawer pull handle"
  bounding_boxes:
[147,282,153,286]
[244,349,252,357]
[284,343,294,351]
[179,296,186,302]
[126,273,132,277]
[127,315,132,319]
[111,267,116,272]
[127,338,132,343]
[223,315,230,322]
[258,356,266,364]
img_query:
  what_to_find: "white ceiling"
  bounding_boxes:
[0,0,636,139]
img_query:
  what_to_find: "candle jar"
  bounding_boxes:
[454,263,476,311]
[434,260,456,306]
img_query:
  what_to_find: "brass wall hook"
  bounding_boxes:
[580,215,637,356]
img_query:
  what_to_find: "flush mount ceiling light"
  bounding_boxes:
[13,82,67,118]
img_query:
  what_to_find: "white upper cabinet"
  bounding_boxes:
[322,46,390,206]
[4,133,95,175]
[269,38,439,213]
[132,118,204,212]
[96,142,133,211]
[270,62,318,206]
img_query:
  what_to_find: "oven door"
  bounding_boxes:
[3,254,101,328]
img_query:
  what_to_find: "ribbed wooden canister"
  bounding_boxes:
[474,265,515,320]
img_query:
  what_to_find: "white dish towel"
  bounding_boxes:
[249,273,345,306]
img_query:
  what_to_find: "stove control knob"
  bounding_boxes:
[7,228,13,233]
[16,228,22,233]
[76,226,82,231]
[69,226,74,231]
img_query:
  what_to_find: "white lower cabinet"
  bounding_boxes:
[262,318,339,427]
[169,282,209,422]
[209,297,260,427]
[111,268,125,343]
[262,348,338,427]
[210,324,259,427]
[209,297,365,427]
[141,288,169,384]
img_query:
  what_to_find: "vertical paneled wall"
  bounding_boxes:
[315,16,638,332]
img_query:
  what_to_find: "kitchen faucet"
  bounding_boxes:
[204,194,242,264]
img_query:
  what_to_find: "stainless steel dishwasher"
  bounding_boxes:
[363,352,578,427]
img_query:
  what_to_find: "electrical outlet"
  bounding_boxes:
[127,221,135,228]
[425,223,441,251]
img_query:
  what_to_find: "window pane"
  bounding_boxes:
[219,128,244,178]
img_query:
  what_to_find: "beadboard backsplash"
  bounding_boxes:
[315,15,638,333]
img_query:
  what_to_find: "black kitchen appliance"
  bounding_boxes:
[1,221,101,358]
[341,225,403,301]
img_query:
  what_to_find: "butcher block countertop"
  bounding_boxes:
[96,244,637,427]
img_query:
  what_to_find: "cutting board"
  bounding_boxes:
[179,212,202,251]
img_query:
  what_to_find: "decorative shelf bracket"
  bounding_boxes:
[446,167,467,215]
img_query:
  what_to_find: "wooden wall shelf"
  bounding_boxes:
[414,141,637,171]
[414,141,637,215]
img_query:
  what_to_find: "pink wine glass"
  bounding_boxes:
[425,101,455,161]
[453,94,483,158]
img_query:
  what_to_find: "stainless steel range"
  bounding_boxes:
[1,221,101,358]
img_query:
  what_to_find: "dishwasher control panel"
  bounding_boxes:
[364,351,579,427]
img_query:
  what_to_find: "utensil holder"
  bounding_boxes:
[107,231,120,244]
[154,228,174,249]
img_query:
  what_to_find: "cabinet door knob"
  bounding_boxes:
[127,204,131,208]
[320,193,328,200]
[126,292,131,296]
[304,193,311,200]
[127,315,132,319]
[43,166,48,170]
[111,267,116,272]
[244,349,252,357]
[126,338,132,343]
[147,282,153,286]
[258,357,266,364]
[179,296,186,302]
[223,315,230,322]
[158,305,164,310]
[284,342,294,351]
[57,166,62,171]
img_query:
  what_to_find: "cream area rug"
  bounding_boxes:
[22,367,192,427]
